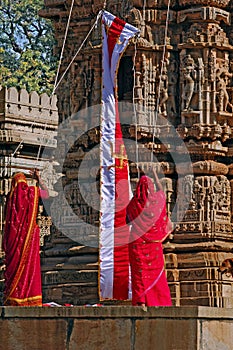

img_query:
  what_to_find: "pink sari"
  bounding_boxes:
[126,175,172,306]
[3,173,43,306]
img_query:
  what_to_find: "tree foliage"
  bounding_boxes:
[0,0,57,94]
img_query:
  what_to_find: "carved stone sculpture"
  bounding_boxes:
[181,54,197,111]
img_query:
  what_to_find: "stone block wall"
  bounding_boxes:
[1,306,233,350]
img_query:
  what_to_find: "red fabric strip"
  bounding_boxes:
[107,16,126,64]
[113,98,130,300]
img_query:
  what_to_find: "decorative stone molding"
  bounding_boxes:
[178,0,230,8]
[192,160,228,175]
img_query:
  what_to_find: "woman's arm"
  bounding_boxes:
[30,169,49,197]
[152,168,163,191]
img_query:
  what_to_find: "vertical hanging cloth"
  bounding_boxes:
[99,10,140,300]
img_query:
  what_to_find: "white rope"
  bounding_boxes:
[53,10,103,94]
[1,10,103,177]
[36,124,47,165]
[150,0,171,162]
[35,0,75,165]
[53,0,75,95]
[0,121,35,177]
[11,141,23,158]
[0,0,76,175]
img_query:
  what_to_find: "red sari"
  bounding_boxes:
[126,175,172,306]
[3,173,43,306]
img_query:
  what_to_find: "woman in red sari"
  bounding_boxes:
[3,170,48,306]
[126,168,172,307]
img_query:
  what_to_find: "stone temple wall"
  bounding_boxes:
[40,0,233,306]
[1,306,233,350]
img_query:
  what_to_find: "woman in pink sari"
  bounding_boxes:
[126,168,172,307]
[3,170,48,306]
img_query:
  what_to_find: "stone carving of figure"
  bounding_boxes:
[182,54,197,111]
[193,178,205,210]
[158,62,169,116]
[216,65,233,112]
[168,59,178,115]
[207,186,217,210]
[209,51,217,112]
[41,160,62,197]
[177,174,194,220]
[70,74,82,115]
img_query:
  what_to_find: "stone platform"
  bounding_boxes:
[0,306,233,350]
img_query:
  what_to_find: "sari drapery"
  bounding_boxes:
[126,175,172,306]
[3,173,42,306]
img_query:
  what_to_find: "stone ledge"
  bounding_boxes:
[1,306,233,319]
[1,306,233,350]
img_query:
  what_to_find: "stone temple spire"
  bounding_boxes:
[40,0,233,307]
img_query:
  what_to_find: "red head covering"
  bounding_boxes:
[126,175,170,242]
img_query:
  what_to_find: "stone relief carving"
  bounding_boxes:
[177,175,231,223]
[215,61,233,113]
[168,58,178,116]
[177,123,231,141]
[181,54,197,111]
[183,23,230,46]
[208,50,217,113]
[192,160,228,175]
[179,0,230,7]
[178,7,230,24]
[157,60,169,116]
[41,161,62,197]
[180,53,205,115]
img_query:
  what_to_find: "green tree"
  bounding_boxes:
[0,0,57,94]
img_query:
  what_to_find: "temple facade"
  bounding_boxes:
[2,0,233,306]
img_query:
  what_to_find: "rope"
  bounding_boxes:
[52,10,103,94]
[11,141,23,158]
[150,0,171,162]
[1,0,75,175]
[36,124,47,165]
[53,0,75,95]
[1,10,103,178]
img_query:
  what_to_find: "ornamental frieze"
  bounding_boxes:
[192,160,228,175]
[178,7,230,24]
[178,0,230,8]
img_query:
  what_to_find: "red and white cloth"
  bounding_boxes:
[99,11,140,300]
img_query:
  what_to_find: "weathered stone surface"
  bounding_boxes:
[135,319,197,350]
[42,285,99,305]
[200,321,233,350]
[0,319,67,350]
[69,319,132,350]
[192,161,228,175]
[1,306,233,350]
